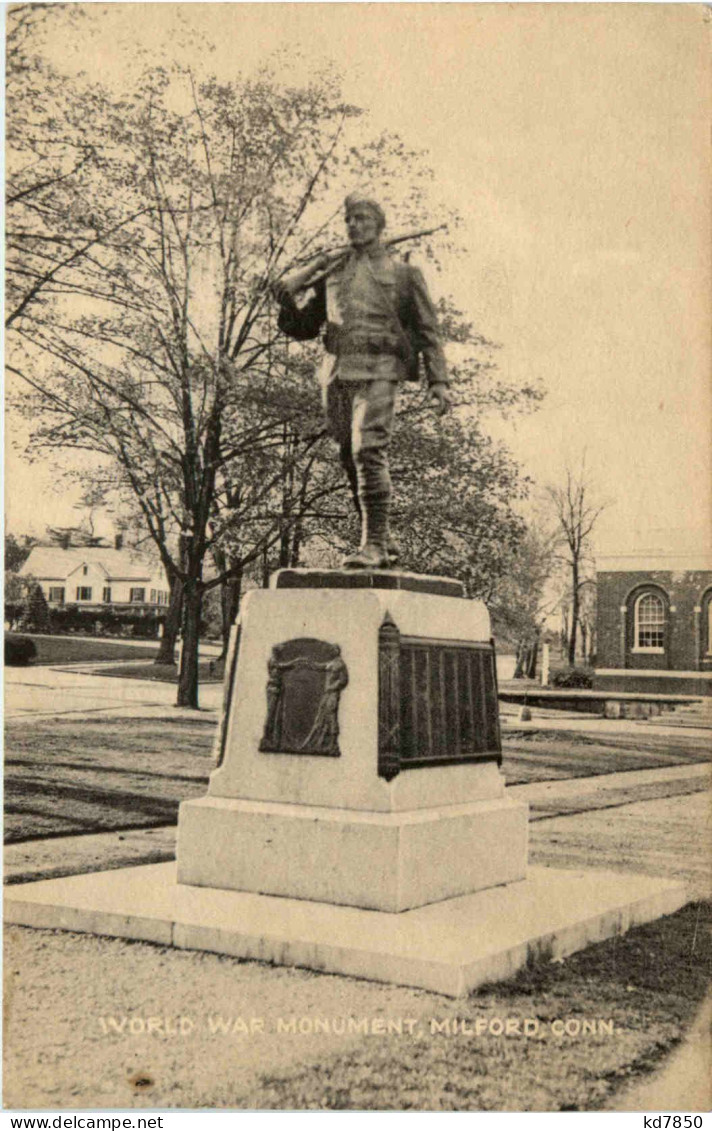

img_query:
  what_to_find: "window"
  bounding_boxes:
[103,587,112,603]
[82,565,88,576]
[150,589,157,604]
[76,586,92,601]
[634,593,665,651]
[48,587,65,604]
[129,587,145,603]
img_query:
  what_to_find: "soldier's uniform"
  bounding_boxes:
[277,200,448,567]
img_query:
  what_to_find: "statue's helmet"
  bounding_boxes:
[344,193,386,230]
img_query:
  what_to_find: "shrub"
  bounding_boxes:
[549,666,593,689]
[22,583,50,633]
[5,633,37,666]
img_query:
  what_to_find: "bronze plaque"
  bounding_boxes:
[259,638,348,756]
[378,615,501,780]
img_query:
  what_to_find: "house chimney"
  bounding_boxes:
[114,533,123,551]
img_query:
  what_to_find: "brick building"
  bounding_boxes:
[594,544,712,696]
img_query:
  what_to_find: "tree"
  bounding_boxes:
[545,458,608,665]
[8,47,544,706]
[487,520,558,679]
[8,60,419,707]
[5,532,35,573]
[23,581,51,633]
[5,572,36,630]
[5,5,131,330]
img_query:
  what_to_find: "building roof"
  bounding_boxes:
[19,546,161,582]
[597,551,712,573]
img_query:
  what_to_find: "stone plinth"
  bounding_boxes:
[271,567,466,598]
[5,863,688,998]
[177,573,528,911]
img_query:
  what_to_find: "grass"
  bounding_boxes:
[4,714,708,844]
[237,902,712,1111]
[4,715,215,842]
[502,729,711,785]
[94,659,223,684]
[13,634,161,665]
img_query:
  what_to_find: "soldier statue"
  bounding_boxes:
[272,193,452,569]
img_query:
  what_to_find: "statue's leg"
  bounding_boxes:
[340,442,362,520]
[342,380,397,569]
[325,380,361,522]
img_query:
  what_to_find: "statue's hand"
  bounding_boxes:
[271,254,332,305]
[428,383,453,416]
[270,278,295,306]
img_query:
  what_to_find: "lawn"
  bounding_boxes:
[502,728,711,785]
[4,715,216,842]
[14,634,162,665]
[95,659,223,684]
[236,901,712,1111]
[4,715,709,844]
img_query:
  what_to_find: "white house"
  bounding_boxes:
[19,545,170,610]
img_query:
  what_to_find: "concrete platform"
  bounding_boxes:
[4,862,687,997]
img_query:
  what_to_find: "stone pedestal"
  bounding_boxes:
[177,570,528,911]
[5,567,687,998]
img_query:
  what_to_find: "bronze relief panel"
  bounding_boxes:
[259,638,348,757]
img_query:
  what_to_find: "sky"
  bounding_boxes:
[6,2,711,555]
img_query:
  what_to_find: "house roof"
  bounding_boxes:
[19,546,161,582]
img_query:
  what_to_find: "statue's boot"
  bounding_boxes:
[343,469,399,565]
[342,490,390,570]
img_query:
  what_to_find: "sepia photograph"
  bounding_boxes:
[4,1,711,1116]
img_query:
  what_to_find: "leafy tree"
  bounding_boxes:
[5,5,128,329]
[8,47,544,706]
[8,60,420,706]
[5,533,35,573]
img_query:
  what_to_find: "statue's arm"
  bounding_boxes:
[407,266,449,387]
[276,285,327,342]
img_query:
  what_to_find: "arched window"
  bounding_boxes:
[634,592,665,652]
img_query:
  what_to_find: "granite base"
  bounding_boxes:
[5,863,687,997]
[177,794,528,912]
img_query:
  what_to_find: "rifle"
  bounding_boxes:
[272,223,448,298]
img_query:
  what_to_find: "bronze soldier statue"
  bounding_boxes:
[272,193,452,569]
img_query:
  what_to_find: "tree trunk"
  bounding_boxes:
[568,566,579,665]
[525,639,539,679]
[177,580,202,709]
[513,642,525,680]
[580,620,588,664]
[154,576,183,665]
[560,606,569,654]
[220,567,242,660]
[290,520,303,567]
